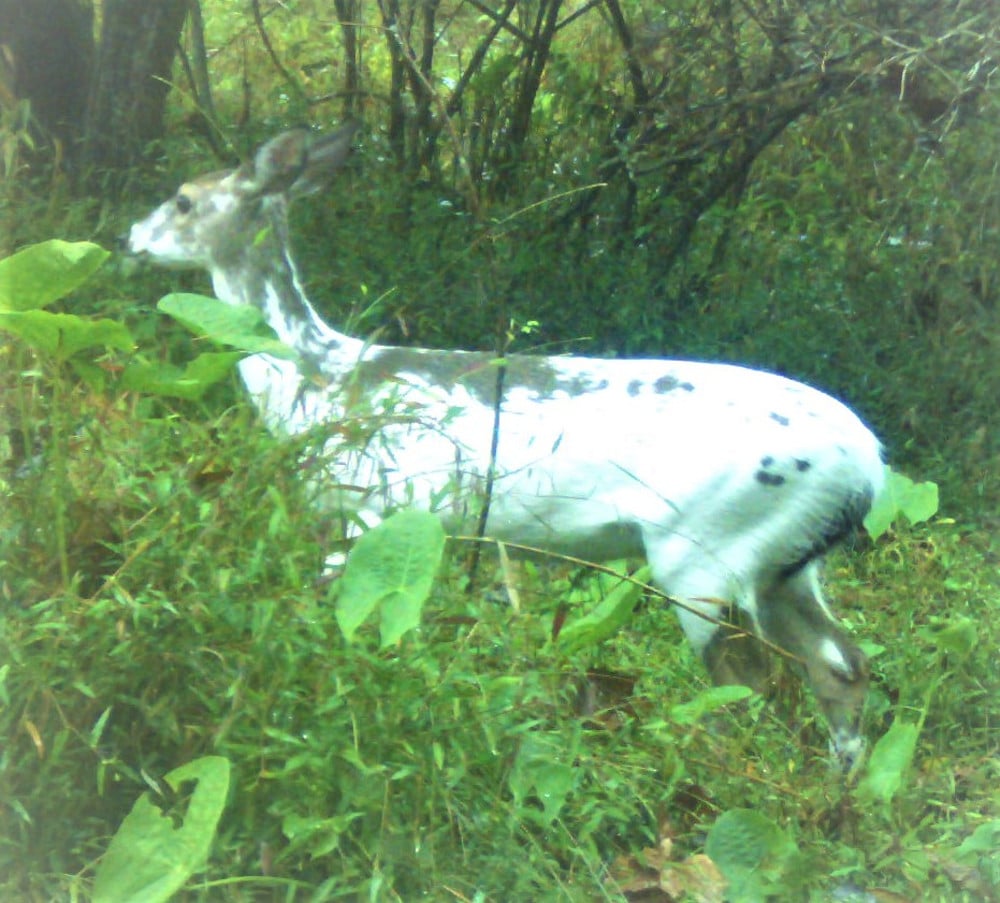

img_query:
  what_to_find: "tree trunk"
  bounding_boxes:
[0,0,93,155]
[488,0,562,198]
[377,0,408,170]
[80,0,188,172]
[333,0,361,120]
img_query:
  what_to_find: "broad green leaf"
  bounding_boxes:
[916,617,977,658]
[865,467,939,539]
[856,720,919,806]
[531,762,575,823]
[120,352,244,400]
[956,820,1000,859]
[334,510,446,645]
[706,808,793,872]
[556,565,651,655]
[0,240,108,311]
[0,310,133,359]
[705,808,799,902]
[281,812,363,858]
[508,734,576,824]
[669,684,753,725]
[93,756,230,903]
[158,293,297,359]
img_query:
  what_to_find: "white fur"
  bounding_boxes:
[819,636,852,677]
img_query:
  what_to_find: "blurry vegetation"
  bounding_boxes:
[1,0,998,899]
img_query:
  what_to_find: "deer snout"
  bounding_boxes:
[810,643,870,770]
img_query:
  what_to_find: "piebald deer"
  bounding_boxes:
[128,123,885,767]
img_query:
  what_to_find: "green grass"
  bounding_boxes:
[2,349,998,900]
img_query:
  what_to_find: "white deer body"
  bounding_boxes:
[128,125,885,766]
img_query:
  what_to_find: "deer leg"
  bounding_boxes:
[646,542,772,693]
[702,603,771,694]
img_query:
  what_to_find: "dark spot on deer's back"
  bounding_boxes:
[756,455,785,486]
[627,380,643,397]
[795,458,811,472]
[654,375,696,394]
[770,412,790,426]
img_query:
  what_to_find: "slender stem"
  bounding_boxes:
[49,362,71,588]
[465,359,505,588]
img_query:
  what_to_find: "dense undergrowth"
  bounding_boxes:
[2,404,997,899]
[1,67,998,900]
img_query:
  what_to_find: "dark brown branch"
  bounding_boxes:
[250,0,306,107]
[603,0,650,106]
[555,0,604,33]
[445,0,517,118]
[462,0,532,45]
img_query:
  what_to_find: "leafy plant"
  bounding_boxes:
[156,292,297,361]
[856,720,921,808]
[93,756,231,903]
[122,293,288,400]
[705,808,805,902]
[334,509,446,645]
[0,240,124,362]
[865,467,940,540]
[0,240,123,584]
[0,242,269,402]
[856,601,978,810]
[507,731,578,825]
[554,564,652,655]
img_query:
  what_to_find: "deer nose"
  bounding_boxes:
[116,228,149,277]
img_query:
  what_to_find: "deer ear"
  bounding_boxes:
[236,123,358,199]
[289,120,359,198]
[236,129,311,197]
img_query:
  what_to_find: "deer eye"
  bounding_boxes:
[175,193,193,214]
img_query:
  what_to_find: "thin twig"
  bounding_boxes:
[465,359,505,588]
[250,0,307,106]
[451,534,806,666]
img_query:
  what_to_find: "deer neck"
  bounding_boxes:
[206,222,364,379]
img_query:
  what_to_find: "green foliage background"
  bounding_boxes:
[1,0,998,899]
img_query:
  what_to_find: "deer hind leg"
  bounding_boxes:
[701,603,771,694]
[668,587,777,756]
[644,540,771,693]
[659,571,770,697]
[757,563,869,768]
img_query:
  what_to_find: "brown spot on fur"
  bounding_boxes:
[653,375,695,394]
